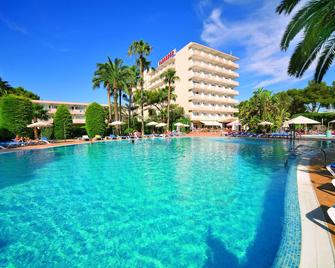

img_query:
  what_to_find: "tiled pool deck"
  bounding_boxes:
[297,153,335,267]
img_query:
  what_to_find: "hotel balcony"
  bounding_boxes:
[189,50,239,70]
[145,79,165,90]
[144,59,175,85]
[189,95,239,105]
[189,85,239,96]
[189,73,239,88]
[189,61,239,79]
[191,115,238,123]
[48,109,85,115]
[189,105,239,113]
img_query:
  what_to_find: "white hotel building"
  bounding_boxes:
[31,100,107,124]
[144,42,239,128]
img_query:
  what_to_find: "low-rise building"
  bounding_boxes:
[32,100,107,124]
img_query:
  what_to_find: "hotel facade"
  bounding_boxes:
[144,42,239,128]
[32,100,107,124]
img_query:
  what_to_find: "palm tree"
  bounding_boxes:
[277,0,335,82]
[124,65,140,128]
[93,57,129,122]
[128,40,152,135]
[0,77,13,96]
[93,62,113,122]
[160,68,179,131]
[32,103,49,139]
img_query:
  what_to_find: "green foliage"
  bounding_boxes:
[134,87,176,112]
[276,0,335,82]
[72,125,87,138]
[92,57,130,122]
[53,105,73,139]
[0,95,33,136]
[286,88,306,114]
[0,128,15,141]
[238,88,290,131]
[174,117,191,133]
[32,103,49,122]
[0,77,40,99]
[128,40,153,134]
[41,127,54,139]
[85,102,106,138]
[124,127,134,135]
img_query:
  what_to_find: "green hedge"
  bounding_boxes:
[54,105,73,139]
[41,127,54,140]
[0,128,15,141]
[0,94,33,137]
[85,102,106,138]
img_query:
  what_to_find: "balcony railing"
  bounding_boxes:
[190,61,239,79]
[48,109,85,115]
[189,73,239,87]
[189,105,239,113]
[190,85,239,96]
[189,95,239,105]
[191,115,238,122]
[189,50,239,70]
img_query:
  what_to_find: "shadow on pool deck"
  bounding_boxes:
[306,205,335,236]
[317,183,335,197]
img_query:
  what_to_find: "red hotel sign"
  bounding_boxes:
[158,49,177,66]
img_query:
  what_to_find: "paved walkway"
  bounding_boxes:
[297,154,335,267]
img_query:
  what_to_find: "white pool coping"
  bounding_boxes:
[297,156,335,267]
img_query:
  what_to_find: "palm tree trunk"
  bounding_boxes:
[167,83,171,132]
[140,62,144,136]
[33,128,38,140]
[119,89,122,121]
[107,83,112,122]
[128,89,132,129]
[113,88,118,121]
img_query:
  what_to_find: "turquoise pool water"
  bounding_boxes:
[0,138,299,267]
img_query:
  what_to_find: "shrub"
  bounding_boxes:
[0,95,33,136]
[41,127,54,140]
[85,102,106,138]
[0,128,15,141]
[54,105,73,139]
[72,125,87,138]
[124,127,134,135]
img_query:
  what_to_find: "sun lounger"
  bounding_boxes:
[325,163,335,189]
[327,205,335,224]
[82,135,90,141]
[93,135,102,140]
[107,134,117,140]
[40,137,50,144]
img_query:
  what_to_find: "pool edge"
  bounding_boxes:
[297,154,335,268]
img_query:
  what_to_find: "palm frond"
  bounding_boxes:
[280,0,330,50]
[276,0,301,14]
[315,35,335,82]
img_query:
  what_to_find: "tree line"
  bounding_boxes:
[238,81,335,131]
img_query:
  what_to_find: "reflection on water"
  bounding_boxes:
[0,138,303,267]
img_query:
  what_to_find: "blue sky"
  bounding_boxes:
[1,0,334,103]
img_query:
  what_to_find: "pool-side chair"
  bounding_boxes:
[325,163,335,188]
[82,135,90,141]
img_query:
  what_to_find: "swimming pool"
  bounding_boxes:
[0,138,300,267]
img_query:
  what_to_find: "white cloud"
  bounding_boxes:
[200,1,311,89]
[0,13,28,35]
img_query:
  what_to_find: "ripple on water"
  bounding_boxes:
[0,138,296,267]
